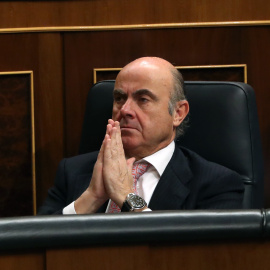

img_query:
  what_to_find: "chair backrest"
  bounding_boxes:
[79,80,264,209]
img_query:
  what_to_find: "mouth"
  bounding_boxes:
[120,126,139,132]
[121,126,136,130]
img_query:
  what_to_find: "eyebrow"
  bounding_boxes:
[113,88,159,101]
[134,89,159,101]
[113,89,126,97]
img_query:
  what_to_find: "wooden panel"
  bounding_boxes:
[180,66,246,82]
[151,241,270,270]
[0,252,45,270]
[0,73,34,217]
[0,0,270,28]
[94,65,246,83]
[33,34,64,209]
[0,33,64,214]
[47,246,149,270]
[46,242,270,270]
[0,241,268,270]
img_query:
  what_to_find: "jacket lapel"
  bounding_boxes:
[148,146,192,210]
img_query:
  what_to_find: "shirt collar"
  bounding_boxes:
[136,141,175,177]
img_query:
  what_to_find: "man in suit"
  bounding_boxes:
[39,57,244,215]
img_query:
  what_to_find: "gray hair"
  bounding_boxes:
[168,68,189,138]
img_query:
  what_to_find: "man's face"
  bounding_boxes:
[112,60,185,159]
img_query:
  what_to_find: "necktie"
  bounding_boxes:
[107,162,150,213]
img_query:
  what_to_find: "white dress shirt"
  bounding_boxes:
[63,141,175,214]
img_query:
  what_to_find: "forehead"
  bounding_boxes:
[114,64,173,97]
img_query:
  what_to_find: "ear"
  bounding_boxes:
[173,100,189,128]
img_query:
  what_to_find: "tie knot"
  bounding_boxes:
[132,162,150,180]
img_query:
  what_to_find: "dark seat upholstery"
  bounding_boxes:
[79,80,264,209]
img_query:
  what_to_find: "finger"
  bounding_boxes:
[110,123,123,157]
[109,127,120,159]
[110,126,117,143]
[106,123,113,137]
[115,122,125,155]
[103,134,112,162]
[108,119,115,127]
[96,135,106,163]
[98,140,104,158]
[111,122,119,145]
[114,121,121,131]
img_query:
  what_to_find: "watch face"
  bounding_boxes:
[129,194,146,209]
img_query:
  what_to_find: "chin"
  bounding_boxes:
[121,136,141,150]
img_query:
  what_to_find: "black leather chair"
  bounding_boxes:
[79,81,264,209]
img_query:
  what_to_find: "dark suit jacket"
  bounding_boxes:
[38,146,244,214]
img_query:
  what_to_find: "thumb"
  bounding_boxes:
[126,157,136,174]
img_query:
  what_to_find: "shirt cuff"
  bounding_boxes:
[62,201,77,215]
[142,208,152,212]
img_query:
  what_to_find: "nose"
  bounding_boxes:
[120,99,135,119]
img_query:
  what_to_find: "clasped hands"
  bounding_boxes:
[75,119,135,214]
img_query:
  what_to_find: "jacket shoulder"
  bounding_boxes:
[62,151,99,175]
[178,146,239,177]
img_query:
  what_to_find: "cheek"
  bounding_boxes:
[148,110,174,130]
[139,111,160,131]
[112,107,120,120]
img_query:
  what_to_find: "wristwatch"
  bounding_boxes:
[121,193,147,212]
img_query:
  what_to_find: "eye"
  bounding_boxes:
[114,96,125,103]
[139,97,149,103]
